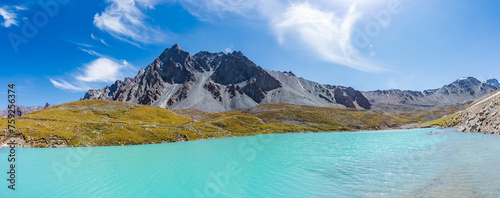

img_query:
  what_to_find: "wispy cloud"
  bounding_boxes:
[65,40,94,48]
[179,0,262,20]
[100,38,109,46]
[176,0,384,72]
[91,0,386,72]
[273,3,383,72]
[49,78,90,92]
[0,5,27,28]
[91,33,110,46]
[93,0,167,46]
[50,48,137,92]
[79,48,102,56]
[76,43,94,48]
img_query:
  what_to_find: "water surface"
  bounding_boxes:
[2,128,500,197]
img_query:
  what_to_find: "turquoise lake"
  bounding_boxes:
[2,128,500,197]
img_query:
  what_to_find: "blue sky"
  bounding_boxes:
[1,0,500,107]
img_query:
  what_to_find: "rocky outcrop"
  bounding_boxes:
[328,85,371,109]
[448,90,500,134]
[84,44,371,112]
[0,132,67,148]
[362,77,497,113]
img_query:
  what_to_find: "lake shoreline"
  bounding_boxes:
[0,125,438,148]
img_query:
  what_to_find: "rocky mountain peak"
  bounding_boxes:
[158,44,182,60]
[158,44,196,70]
[485,78,500,89]
[171,43,181,50]
[283,71,296,76]
[84,45,372,112]
[211,51,271,84]
[449,77,481,87]
[230,51,245,57]
[193,51,224,59]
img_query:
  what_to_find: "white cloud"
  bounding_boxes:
[0,5,27,28]
[176,0,384,72]
[50,78,89,92]
[50,53,137,92]
[76,58,131,83]
[91,0,387,72]
[272,2,383,72]
[93,0,167,46]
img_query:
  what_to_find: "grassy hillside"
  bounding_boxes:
[247,103,400,130]
[1,100,404,147]
[1,100,196,147]
[420,113,459,127]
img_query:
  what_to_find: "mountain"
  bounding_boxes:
[362,77,498,113]
[0,103,51,117]
[84,44,371,112]
[446,89,500,134]
[485,78,500,89]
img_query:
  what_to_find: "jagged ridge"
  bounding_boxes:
[84,44,371,112]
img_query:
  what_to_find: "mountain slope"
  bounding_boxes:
[362,77,497,113]
[84,44,371,112]
[0,100,193,147]
[447,89,500,134]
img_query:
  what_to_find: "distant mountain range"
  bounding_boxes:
[362,77,498,113]
[485,78,500,89]
[84,44,371,112]
[83,44,498,114]
[0,103,51,117]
